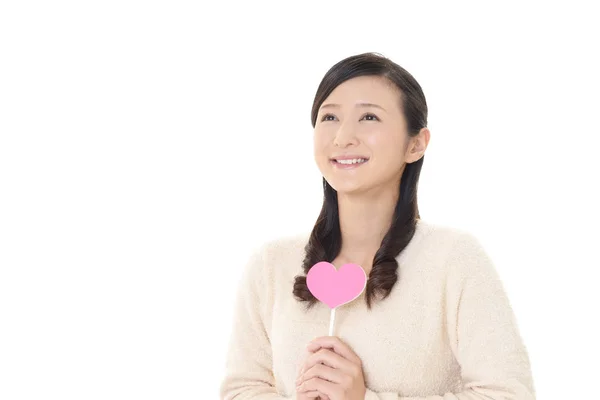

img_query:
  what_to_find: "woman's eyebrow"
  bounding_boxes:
[320,102,387,112]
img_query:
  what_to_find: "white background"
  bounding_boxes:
[1,1,599,399]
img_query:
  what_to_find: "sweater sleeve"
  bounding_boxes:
[219,243,291,400]
[364,232,536,400]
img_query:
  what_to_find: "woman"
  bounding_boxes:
[220,53,535,400]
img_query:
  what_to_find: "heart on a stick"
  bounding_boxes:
[306,262,367,309]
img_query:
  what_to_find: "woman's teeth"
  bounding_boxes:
[335,158,367,164]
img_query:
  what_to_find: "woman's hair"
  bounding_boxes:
[293,52,428,310]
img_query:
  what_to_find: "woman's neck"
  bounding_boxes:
[336,185,399,271]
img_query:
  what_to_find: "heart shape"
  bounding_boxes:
[306,261,367,309]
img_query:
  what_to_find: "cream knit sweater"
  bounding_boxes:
[220,219,535,399]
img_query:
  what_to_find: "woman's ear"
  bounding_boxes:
[406,127,430,163]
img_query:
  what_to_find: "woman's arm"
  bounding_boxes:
[219,244,291,400]
[365,231,536,400]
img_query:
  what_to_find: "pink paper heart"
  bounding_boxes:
[306,261,367,309]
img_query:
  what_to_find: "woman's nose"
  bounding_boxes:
[333,121,358,147]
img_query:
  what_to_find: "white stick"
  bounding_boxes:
[328,308,336,336]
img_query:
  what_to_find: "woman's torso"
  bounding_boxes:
[265,220,464,397]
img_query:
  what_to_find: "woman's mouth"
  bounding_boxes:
[330,158,369,169]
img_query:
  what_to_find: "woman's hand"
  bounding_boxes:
[296,336,366,400]
[295,345,329,400]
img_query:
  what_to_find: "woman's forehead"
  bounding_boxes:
[323,76,400,104]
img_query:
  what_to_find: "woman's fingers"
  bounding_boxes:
[300,348,354,377]
[304,391,330,399]
[307,336,361,366]
[303,390,325,399]
[297,362,345,385]
[297,377,337,398]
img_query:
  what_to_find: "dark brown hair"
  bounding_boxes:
[292,52,428,310]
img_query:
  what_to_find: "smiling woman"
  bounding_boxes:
[219,53,535,400]
[302,61,429,301]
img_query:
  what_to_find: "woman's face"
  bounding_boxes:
[313,75,416,195]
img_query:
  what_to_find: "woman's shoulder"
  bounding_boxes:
[254,221,482,262]
[417,218,473,239]
[410,219,491,270]
[251,221,487,277]
[414,218,480,251]
[421,218,489,245]
[248,231,310,277]
[417,219,497,279]
[255,231,310,259]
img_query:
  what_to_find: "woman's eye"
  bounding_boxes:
[320,113,379,122]
[361,113,379,121]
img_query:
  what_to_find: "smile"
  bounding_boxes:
[330,159,369,169]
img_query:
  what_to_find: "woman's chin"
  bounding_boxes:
[329,181,366,195]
